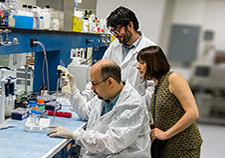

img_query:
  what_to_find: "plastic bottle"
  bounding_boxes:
[41,6,51,30]
[32,6,40,29]
[8,14,15,27]
[37,98,45,115]
[52,19,59,30]
[27,100,37,112]
[82,17,88,32]
[14,4,33,29]
[39,16,44,30]
[27,5,33,13]
[31,110,36,123]
[74,2,78,16]
[22,4,28,12]
[35,110,41,126]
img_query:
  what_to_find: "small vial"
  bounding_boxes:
[31,110,36,123]
[35,110,41,126]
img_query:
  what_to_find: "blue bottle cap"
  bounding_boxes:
[31,110,36,113]
[29,101,37,105]
[35,111,41,114]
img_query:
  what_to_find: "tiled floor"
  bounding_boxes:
[198,123,225,158]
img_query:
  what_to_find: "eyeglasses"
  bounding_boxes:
[109,25,124,35]
[91,77,109,87]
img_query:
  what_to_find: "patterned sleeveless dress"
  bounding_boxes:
[151,71,203,158]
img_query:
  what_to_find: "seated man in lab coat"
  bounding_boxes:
[82,6,156,109]
[47,59,151,158]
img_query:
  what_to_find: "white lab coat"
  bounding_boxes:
[82,33,156,110]
[69,82,151,158]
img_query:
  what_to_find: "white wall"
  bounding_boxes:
[172,0,205,25]
[97,0,225,62]
[96,0,166,44]
[203,0,225,50]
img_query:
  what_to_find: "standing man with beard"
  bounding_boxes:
[48,59,151,158]
[82,6,156,110]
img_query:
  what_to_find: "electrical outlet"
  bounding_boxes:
[86,39,90,45]
[30,38,37,47]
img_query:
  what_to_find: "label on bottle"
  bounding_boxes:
[41,90,48,96]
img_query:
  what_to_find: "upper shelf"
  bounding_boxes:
[0,27,110,55]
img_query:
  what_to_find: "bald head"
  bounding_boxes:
[91,59,121,84]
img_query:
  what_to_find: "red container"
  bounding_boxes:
[46,110,72,118]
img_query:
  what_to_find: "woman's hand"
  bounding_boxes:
[150,128,167,142]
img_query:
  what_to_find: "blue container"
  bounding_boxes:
[13,15,33,29]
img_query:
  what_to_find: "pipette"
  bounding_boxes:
[52,69,62,125]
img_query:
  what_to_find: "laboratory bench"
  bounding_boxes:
[0,105,86,158]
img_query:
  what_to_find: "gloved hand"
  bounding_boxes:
[61,73,77,90]
[47,126,74,139]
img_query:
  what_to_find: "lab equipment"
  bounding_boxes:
[24,117,51,133]
[11,107,29,120]
[37,95,56,103]
[0,73,16,119]
[190,61,225,125]
[51,66,64,125]
[45,101,61,111]
[67,64,91,92]
[57,65,71,94]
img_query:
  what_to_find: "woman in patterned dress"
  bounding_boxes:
[136,46,203,158]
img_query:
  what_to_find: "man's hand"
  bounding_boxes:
[47,126,74,139]
[61,73,76,90]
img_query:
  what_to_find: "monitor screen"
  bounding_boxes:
[195,66,210,77]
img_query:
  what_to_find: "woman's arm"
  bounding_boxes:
[151,72,199,141]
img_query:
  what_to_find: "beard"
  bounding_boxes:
[116,27,132,45]
[93,90,104,100]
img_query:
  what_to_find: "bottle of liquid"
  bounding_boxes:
[22,4,28,12]
[39,16,44,30]
[14,4,33,29]
[52,19,59,30]
[40,83,48,95]
[31,110,36,123]
[27,100,37,113]
[8,14,15,28]
[35,110,41,126]
[32,6,40,29]
[27,5,33,13]
[41,7,50,30]
[37,99,45,115]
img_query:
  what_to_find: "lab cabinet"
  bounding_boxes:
[53,140,81,158]
[0,27,109,93]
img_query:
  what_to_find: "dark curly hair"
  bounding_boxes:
[106,6,139,31]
